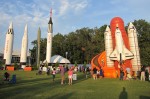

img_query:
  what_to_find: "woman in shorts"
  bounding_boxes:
[68,68,73,85]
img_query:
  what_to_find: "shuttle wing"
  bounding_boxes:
[109,48,118,60]
[123,46,134,59]
[109,45,134,62]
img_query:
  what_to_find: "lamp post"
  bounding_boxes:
[65,52,68,59]
[29,50,31,66]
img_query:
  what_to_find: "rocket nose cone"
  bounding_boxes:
[105,26,110,32]
[24,24,28,35]
[106,26,110,30]
[105,26,110,35]
[128,22,134,28]
[9,22,13,29]
[25,24,28,30]
[115,27,121,32]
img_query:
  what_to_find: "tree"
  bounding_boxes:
[132,19,150,66]
[29,19,150,65]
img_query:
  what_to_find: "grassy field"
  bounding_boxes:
[0,70,150,99]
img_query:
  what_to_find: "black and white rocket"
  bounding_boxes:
[46,9,53,66]
[20,24,28,68]
[3,22,14,65]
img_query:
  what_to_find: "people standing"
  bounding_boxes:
[52,67,56,82]
[4,72,10,81]
[93,67,97,80]
[120,68,124,80]
[47,67,50,75]
[141,65,145,81]
[60,65,65,85]
[68,68,73,85]
[99,67,104,79]
[85,67,90,78]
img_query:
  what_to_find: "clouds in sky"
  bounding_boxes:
[0,0,150,52]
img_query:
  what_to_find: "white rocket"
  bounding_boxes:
[104,26,114,67]
[20,24,28,68]
[128,22,141,71]
[109,27,134,65]
[46,9,53,66]
[3,22,14,65]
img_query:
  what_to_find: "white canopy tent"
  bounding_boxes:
[43,55,70,64]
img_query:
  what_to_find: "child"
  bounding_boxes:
[68,68,73,85]
[52,68,56,81]
[4,72,10,81]
[99,67,104,79]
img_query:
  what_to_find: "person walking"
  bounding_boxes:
[141,65,145,81]
[99,67,104,79]
[60,65,65,85]
[120,68,124,80]
[93,67,97,80]
[52,67,56,82]
[68,68,73,85]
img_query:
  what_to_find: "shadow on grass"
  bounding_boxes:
[119,87,128,99]
[0,73,88,99]
[0,77,68,99]
[139,95,150,99]
[73,73,89,84]
[46,92,74,99]
[0,77,50,88]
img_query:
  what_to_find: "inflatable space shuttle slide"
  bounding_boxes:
[91,17,141,78]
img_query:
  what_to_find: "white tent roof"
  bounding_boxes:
[43,55,70,64]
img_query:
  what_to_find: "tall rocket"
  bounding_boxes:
[128,22,141,71]
[104,26,114,67]
[37,27,41,68]
[46,9,53,66]
[3,22,14,65]
[20,24,28,68]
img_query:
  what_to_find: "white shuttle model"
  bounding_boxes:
[109,27,134,64]
[3,22,14,65]
[20,24,28,68]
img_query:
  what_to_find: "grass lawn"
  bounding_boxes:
[0,70,150,99]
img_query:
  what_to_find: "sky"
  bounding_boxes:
[0,0,150,53]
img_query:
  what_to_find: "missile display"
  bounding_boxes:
[46,9,53,66]
[37,27,41,68]
[128,22,141,71]
[20,24,28,68]
[3,22,14,66]
[104,26,114,67]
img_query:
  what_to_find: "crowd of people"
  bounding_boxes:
[119,66,150,81]
[36,64,150,84]
[2,64,149,86]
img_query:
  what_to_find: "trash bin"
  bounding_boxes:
[73,74,77,80]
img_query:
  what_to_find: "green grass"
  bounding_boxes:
[0,70,150,99]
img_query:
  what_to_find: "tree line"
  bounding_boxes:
[30,19,150,66]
